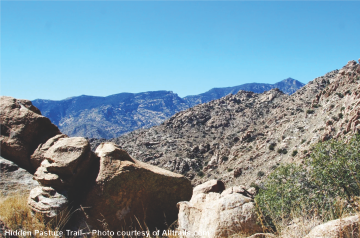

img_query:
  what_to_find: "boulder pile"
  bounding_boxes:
[0,96,193,231]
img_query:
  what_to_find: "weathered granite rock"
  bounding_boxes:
[0,96,60,172]
[30,134,68,169]
[27,186,68,218]
[192,179,225,196]
[304,215,359,238]
[32,136,95,191]
[177,182,262,237]
[0,156,39,195]
[82,142,192,231]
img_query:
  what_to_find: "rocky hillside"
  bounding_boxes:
[97,59,360,187]
[184,77,304,105]
[32,79,304,139]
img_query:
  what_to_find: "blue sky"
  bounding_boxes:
[1,1,360,101]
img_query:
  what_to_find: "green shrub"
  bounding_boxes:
[255,164,315,223]
[306,109,315,114]
[332,116,339,121]
[269,143,276,151]
[309,135,360,202]
[255,135,360,227]
[197,171,205,177]
[336,92,344,98]
[257,171,265,177]
[291,150,298,157]
[338,113,343,119]
[227,168,233,172]
[277,148,287,154]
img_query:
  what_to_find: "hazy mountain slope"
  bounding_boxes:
[33,91,189,139]
[183,78,304,106]
[98,59,360,187]
[33,78,304,139]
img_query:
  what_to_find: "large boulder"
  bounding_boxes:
[304,215,359,238]
[0,96,60,172]
[192,179,225,196]
[177,181,262,237]
[82,142,192,231]
[32,136,95,192]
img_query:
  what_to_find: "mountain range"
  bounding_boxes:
[90,59,360,187]
[32,78,304,139]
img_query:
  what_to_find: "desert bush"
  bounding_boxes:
[197,171,204,177]
[291,150,298,157]
[336,92,344,98]
[306,109,315,114]
[257,171,265,177]
[268,143,276,151]
[309,135,360,203]
[255,135,360,228]
[277,148,287,154]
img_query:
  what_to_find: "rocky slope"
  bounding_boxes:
[97,59,360,188]
[32,79,304,139]
[184,77,304,105]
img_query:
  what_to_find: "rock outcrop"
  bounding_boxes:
[82,142,192,231]
[32,136,95,191]
[177,180,261,237]
[304,215,359,238]
[192,179,225,196]
[0,96,60,172]
[28,135,98,218]
[0,156,39,195]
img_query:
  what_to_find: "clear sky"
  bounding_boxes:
[1,1,360,101]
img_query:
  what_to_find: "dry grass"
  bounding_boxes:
[276,216,323,238]
[4,192,355,238]
[0,192,71,238]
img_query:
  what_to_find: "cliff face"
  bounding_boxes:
[33,79,304,139]
[98,59,360,187]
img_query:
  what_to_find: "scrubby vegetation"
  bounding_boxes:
[0,193,72,238]
[255,134,360,233]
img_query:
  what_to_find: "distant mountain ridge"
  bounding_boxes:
[32,78,304,139]
[184,78,304,105]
